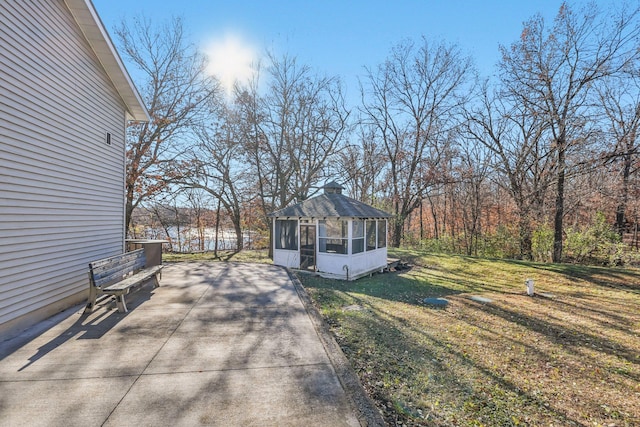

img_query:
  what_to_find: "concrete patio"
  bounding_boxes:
[0,262,383,426]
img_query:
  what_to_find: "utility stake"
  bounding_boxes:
[525,278,535,296]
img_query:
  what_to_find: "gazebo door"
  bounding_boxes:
[300,224,316,270]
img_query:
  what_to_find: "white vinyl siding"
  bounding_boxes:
[0,0,128,327]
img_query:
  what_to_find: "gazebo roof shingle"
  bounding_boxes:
[268,193,391,219]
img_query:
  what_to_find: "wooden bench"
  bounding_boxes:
[84,248,163,313]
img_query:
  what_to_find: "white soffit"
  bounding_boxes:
[64,0,149,122]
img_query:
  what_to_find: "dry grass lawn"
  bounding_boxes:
[163,249,271,263]
[299,249,640,426]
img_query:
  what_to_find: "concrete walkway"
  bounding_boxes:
[0,263,382,426]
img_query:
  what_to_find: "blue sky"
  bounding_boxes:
[92,0,581,102]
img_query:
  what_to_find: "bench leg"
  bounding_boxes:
[84,285,98,314]
[153,273,161,288]
[115,294,128,313]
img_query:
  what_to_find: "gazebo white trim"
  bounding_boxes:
[269,183,391,280]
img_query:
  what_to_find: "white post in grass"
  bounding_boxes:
[525,278,535,296]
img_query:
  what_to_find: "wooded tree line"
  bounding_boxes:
[121,2,640,264]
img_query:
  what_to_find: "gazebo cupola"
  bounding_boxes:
[268,181,391,280]
[323,181,343,194]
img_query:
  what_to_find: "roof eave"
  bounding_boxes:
[64,0,149,122]
[268,194,391,219]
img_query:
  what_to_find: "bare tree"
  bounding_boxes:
[146,191,189,252]
[498,2,640,261]
[596,72,640,236]
[183,188,212,252]
[168,102,248,251]
[361,37,473,247]
[464,82,554,259]
[236,54,349,218]
[337,123,386,205]
[114,16,219,233]
[454,132,492,256]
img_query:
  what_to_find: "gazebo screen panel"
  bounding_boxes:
[366,221,377,251]
[377,220,387,248]
[275,219,298,250]
[352,220,365,254]
[319,219,348,254]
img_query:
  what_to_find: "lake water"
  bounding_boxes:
[132,227,259,252]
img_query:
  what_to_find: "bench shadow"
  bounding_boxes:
[12,282,155,372]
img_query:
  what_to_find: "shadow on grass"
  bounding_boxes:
[323,290,582,426]
[395,249,640,294]
[469,297,640,378]
[528,262,640,294]
[309,262,639,371]
[299,254,640,425]
[488,260,640,294]
[300,269,464,308]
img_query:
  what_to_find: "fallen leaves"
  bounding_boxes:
[301,251,640,426]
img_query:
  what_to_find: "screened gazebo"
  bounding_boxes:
[268,182,391,280]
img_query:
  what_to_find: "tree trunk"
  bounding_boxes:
[233,211,244,252]
[419,199,424,242]
[391,216,403,248]
[214,197,221,258]
[553,145,566,263]
[615,153,632,236]
[426,192,439,240]
[125,186,135,238]
[518,214,533,261]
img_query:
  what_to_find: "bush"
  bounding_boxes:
[564,212,622,265]
[417,235,457,253]
[403,213,639,267]
[532,224,554,263]
[618,247,640,267]
[479,224,521,259]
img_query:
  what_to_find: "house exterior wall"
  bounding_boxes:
[0,0,129,335]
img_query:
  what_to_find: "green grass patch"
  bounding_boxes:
[299,249,640,426]
[163,249,271,264]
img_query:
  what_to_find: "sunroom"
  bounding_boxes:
[268,182,391,280]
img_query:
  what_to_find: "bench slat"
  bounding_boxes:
[85,249,163,314]
[91,250,143,272]
[89,248,143,268]
[90,251,143,272]
[90,249,146,288]
[91,261,145,287]
[102,266,163,293]
[91,256,145,278]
